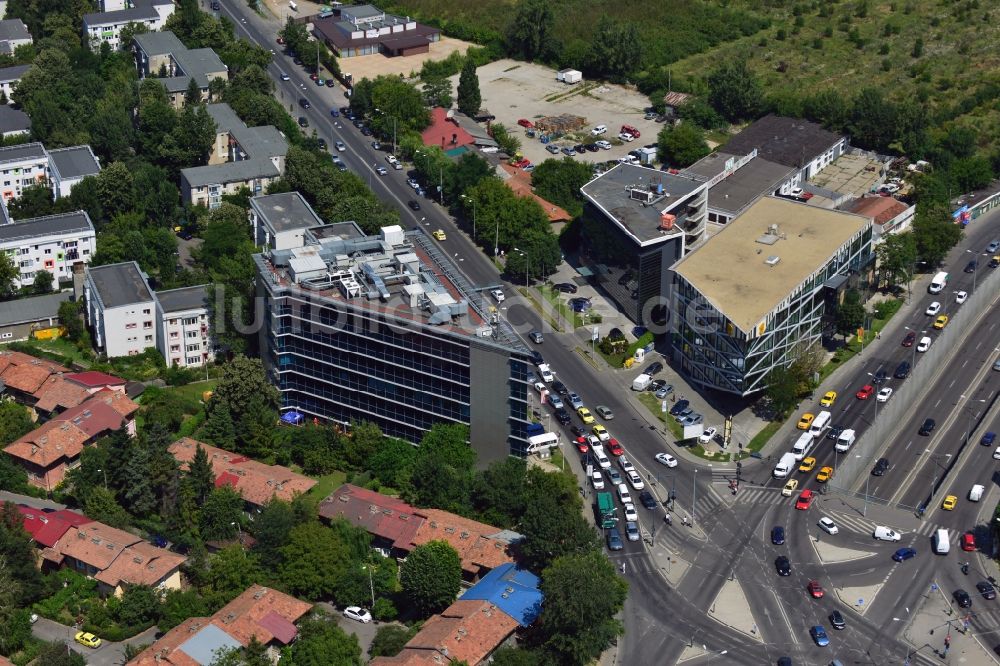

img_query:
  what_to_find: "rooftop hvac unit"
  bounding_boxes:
[765,256,781,267]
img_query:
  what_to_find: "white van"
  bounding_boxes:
[809,410,831,438]
[288,0,298,10]
[969,484,985,502]
[873,526,902,542]
[835,429,856,453]
[773,452,797,478]
[631,373,652,391]
[933,528,950,554]
[592,445,611,469]
[929,271,948,294]
[791,432,815,461]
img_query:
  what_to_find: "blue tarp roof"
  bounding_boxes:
[461,563,543,626]
[179,624,242,665]
[281,410,304,425]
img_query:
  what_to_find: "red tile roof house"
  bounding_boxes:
[15,504,92,549]
[421,107,475,151]
[3,389,139,491]
[129,584,312,666]
[42,521,186,598]
[0,350,69,403]
[318,484,518,582]
[169,438,316,512]
[498,163,572,223]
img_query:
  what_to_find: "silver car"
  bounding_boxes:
[595,405,614,420]
[625,521,640,542]
[568,393,584,410]
[679,413,703,426]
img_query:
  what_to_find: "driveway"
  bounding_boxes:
[0,490,65,510]
[32,617,159,666]
[315,602,382,656]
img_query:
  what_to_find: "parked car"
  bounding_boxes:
[546,144,560,154]
[75,632,102,649]
[343,606,373,623]
[561,147,577,156]
[553,282,578,293]
[698,427,717,444]
[976,581,997,600]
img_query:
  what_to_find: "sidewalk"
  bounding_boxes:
[903,585,999,665]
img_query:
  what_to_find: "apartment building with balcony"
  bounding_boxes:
[132,31,228,108]
[83,261,158,358]
[0,19,32,55]
[579,163,708,325]
[0,142,102,204]
[0,211,96,290]
[154,285,214,368]
[254,222,533,465]
[83,0,174,51]
[0,63,30,102]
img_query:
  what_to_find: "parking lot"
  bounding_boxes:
[454,59,666,167]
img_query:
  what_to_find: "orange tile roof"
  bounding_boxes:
[95,540,187,589]
[55,393,135,438]
[0,354,66,393]
[372,600,518,666]
[84,388,140,419]
[849,195,909,226]
[498,163,572,223]
[421,107,475,151]
[4,418,90,468]
[32,376,92,413]
[169,438,316,507]
[129,585,312,666]
[52,522,142,571]
[411,509,514,576]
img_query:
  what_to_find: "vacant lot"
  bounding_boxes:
[459,59,663,166]
[339,36,476,81]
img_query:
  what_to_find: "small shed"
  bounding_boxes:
[557,69,582,84]
[638,146,657,165]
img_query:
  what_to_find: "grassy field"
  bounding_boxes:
[307,470,348,501]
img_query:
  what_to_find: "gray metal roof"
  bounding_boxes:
[133,30,185,56]
[172,47,227,87]
[181,159,280,188]
[181,103,286,188]
[0,64,30,82]
[0,20,31,43]
[0,105,30,135]
[155,284,210,313]
[48,146,101,180]
[84,5,159,25]
[0,211,94,244]
[722,114,843,169]
[0,141,46,164]
[0,292,71,327]
[178,624,241,666]
[251,192,323,233]
[87,261,155,309]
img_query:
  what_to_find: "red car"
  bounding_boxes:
[902,331,916,347]
[517,119,534,128]
[574,437,589,454]
[276,36,285,44]
[512,158,531,168]
[310,73,318,81]
[961,532,976,552]
[607,438,624,457]
[795,489,815,510]
[855,384,874,400]
[807,580,825,599]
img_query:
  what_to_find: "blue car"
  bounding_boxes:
[981,432,996,446]
[330,108,340,117]
[810,625,829,647]
[606,528,623,551]
[892,547,917,562]
[771,526,785,545]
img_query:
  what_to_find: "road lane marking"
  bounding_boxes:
[771,589,797,643]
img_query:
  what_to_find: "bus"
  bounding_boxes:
[596,492,617,528]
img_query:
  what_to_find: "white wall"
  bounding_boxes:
[2,229,95,290]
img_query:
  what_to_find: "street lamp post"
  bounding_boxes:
[691,468,697,526]
[960,395,988,447]
[96,467,107,488]
[460,194,477,240]
[514,247,530,287]
[925,450,953,505]
[362,563,375,609]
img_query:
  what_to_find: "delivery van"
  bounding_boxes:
[631,373,652,391]
[809,410,831,438]
[969,484,984,502]
[835,429,856,453]
[933,528,950,554]
[773,452,797,478]
[791,432,815,461]
[929,271,948,294]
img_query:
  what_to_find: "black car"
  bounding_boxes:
[976,581,997,600]
[669,399,690,416]
[317,138,327,150]
[353,119,364,128]
[638,490,658,510]
[826,425,844,441]
[586,143,600,152]
[606,528,624,551]
[964,260,978,273]
[872,458,890,476]
[553,282,578,294]
[361,127,373,136]
[919,418,936,435]
[894,361,911,379]
[954,589,972,608]
[407,200,421,211]
[569,297,592,312]
[644,362,663,375]
[552,381,569,396]
[298,97,310,109]
[529,350,544,365]
[553,408,571,425]
[650,379,668,391]
[574,144,587,154]
[325,79,336,87]
[210,0,220,9]
[297,116,308,128]
[771,526,785,545]
[570,425,586,438]
[872,369,888,384]
[340,106,350,115]
[775,555,791,576]
[830,610,846,630]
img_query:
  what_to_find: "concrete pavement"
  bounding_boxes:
[0,490,64,510]
[903,585,999,665]
[31,617,158,666]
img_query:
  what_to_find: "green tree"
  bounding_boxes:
[120,436,158,517]
[765,364,799,419]
[0,502,46,603]
[185,76,203,106]
[57,299,87,343]
[528,158,592,217]
[28,642,86,666]
[912,204,963,267]
[251,498,295,570]
[210,637,271,666]
[456,58,481,117]
[849,88,898,152]
[421,74,452,109]
[279,522,351,601]
[707,60,762,123]
[0,401,34,446]
[199,485,244,542]
[368,625,416,659]
[208,355,279,425]
[490,647,543,666]
[200,401,236,450]
[399,540,462,617]
[203,545,263,604]
[186,442,217,505]
[84,485,131,528]
[657,123,710,167]
[288,614,363,666]
[875,231,917,288]
[0,455,30,494]
[0,252,18,297]
[113,585,162,628]
[96,162,137,220]
[505,0,555,62]
[5,182,57,219]
[535,550,628,666]
[518,484,597,571]
[159,588,210,632]
[367,75,431,139]
[490,122,520,156]
[836,289,866,336]
[587,18,641,82]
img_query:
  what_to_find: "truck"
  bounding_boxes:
[537,364,554,383]
[773,452,797,478]
[631,373,652,391]
[928,271,948,294]
[596,492,617,528]
[556,68,582,84]
[620,124,641,139]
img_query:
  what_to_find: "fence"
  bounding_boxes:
[827,264,1000,504]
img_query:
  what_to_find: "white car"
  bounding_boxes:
[627,470,645,490]
[618,132,635,142]
[595,140,612,150]
[385,154,398,164]
[955,291,968,304]
[618,456,635,473]
[818,517,839,535]
[591,124,607,136]
[491,289,505,303]
[375,166,387,176]
[877,387,893,403]
[623,503,638,521]
[993,447,1000,460]
[925,302,941,316]
[698,427,717,444]
[917,336,932,352]
[873,526,901,542]
[591,470,605,490]
[343,606,372,623]
[655,452,678,467]
[617,483,632,505]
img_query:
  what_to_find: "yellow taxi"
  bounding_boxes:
[820,391,837,407]
[933,315,949,330]
[797,413,815,430]
[816,466,834,483]
[799,457,817,473]
[75,632,102,649]
[577,407,595,424]
[781,479,799,497]
[432,229,447,241]
[942,495,958,511]
[591,424,608,440]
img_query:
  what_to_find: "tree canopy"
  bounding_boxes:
[400,540,463,617]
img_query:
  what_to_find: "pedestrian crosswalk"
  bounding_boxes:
[822,508,952,542]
